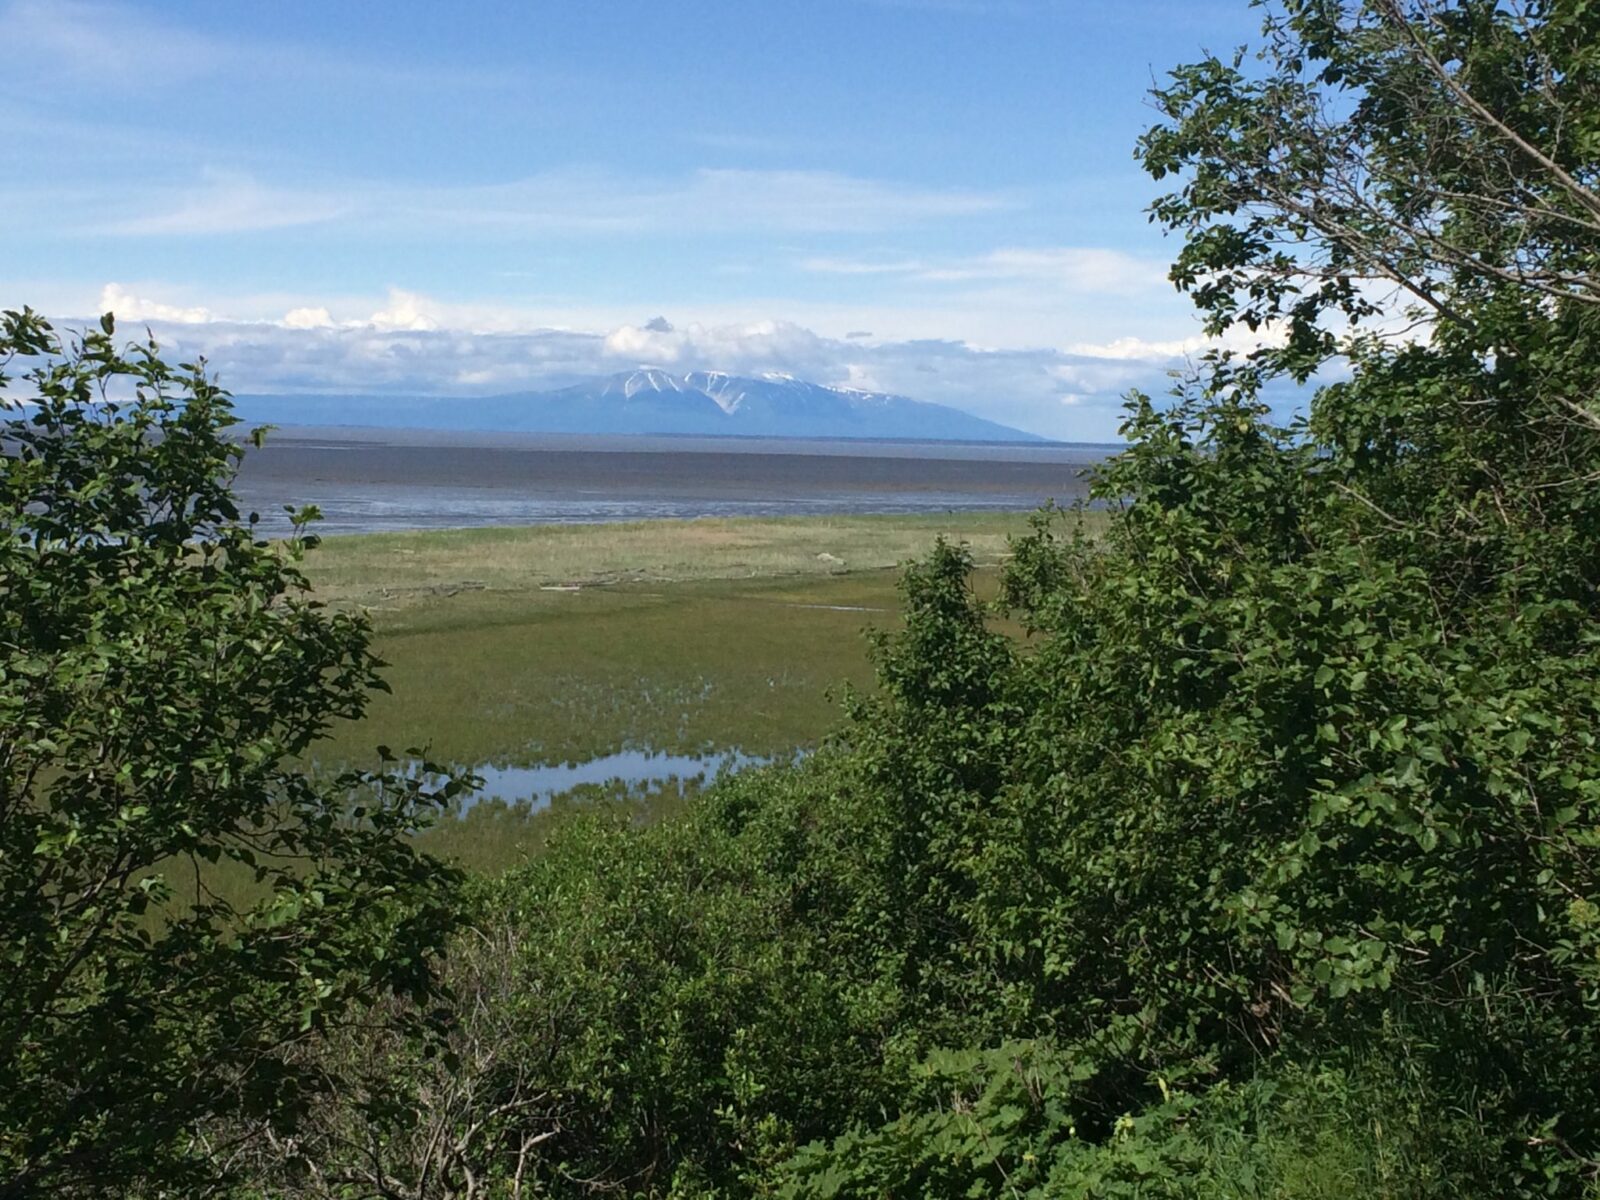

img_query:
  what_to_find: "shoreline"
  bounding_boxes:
[234,427,1106,537]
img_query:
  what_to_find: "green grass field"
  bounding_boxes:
[296,511,1059,872]
[301,511,1032,613]
[309,512,1042,769]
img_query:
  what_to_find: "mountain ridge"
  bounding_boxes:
[234,369,1046,443]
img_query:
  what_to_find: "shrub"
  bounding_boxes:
[0,311,462,1195]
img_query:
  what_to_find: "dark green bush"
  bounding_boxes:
[404,3,1600,1192]
[0,310,463,1196]
[20,2,1600,1194]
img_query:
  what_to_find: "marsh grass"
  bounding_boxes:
[296,511,1063,868]
[141,512,1072,901]
[312,512,1054,769]
[323,571,897,771]
[300,511,1046,613]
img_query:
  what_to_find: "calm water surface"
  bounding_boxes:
[398,748,775,811]
[466,748,767,808]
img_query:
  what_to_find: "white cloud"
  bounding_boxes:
[1067,334,1210,360]
[801,257,928,276]
[603,319,833,376]
[101,173,352,236]
[602,324,676,362]
[55,283,1309,439]
[98,283,215,324]
[1,0,217,89]
[681,169,1013,231]
[0,0,519,95]
[57,292,1216,439]
[366,289,441,332]
[928,247,1166,292]
[282,306,334,329]
[1068,323,1287,361]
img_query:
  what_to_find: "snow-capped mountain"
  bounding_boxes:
[236,369,1044,442]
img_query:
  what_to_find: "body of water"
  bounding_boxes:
[426,748,771,811]
[234,427,1114,536]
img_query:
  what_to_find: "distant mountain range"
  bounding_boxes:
[234,369,1044,443]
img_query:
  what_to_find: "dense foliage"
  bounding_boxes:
[9,0,1600,1195]
[259,0,1600,1194]
[0,311,463,1196]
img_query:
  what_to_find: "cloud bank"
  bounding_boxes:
[61,286,1239,441]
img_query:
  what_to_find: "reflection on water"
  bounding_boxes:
[454,748,768,810]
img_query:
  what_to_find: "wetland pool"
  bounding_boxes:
[439,747,774,810]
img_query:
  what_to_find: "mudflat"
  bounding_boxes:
[233,427,1110,535]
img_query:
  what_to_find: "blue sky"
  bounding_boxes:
[1,0,1271,440]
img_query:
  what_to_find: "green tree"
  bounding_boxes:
[0,310,463,1196]
[763,1,1600,1192]
[1140,0,1600,376]
[106,3,1600,1194]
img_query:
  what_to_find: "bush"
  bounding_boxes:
[0,311,463,1195]
[27,2,1598,1194]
